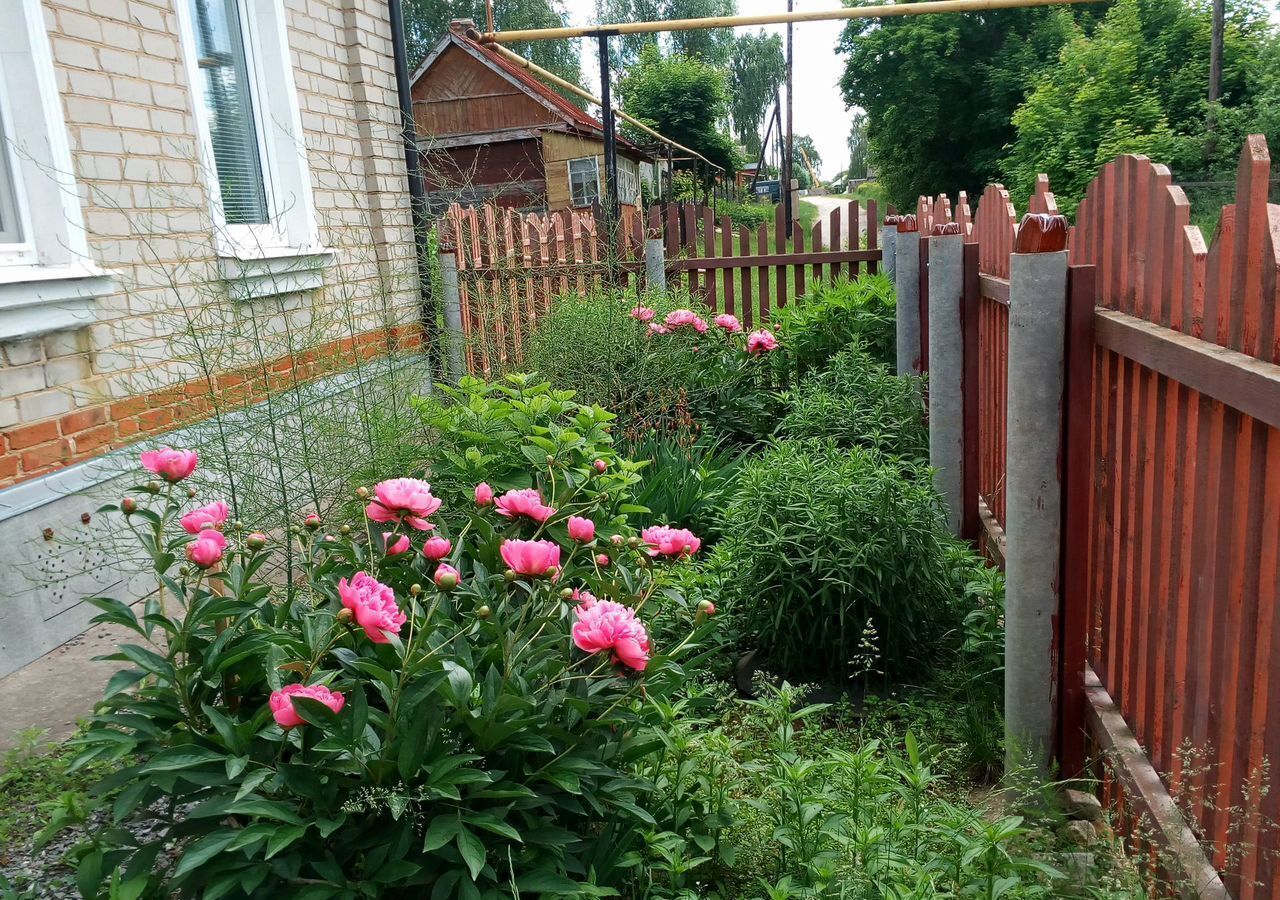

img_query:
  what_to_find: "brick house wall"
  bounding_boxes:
[0,0,420,490]
[0,0,424,676]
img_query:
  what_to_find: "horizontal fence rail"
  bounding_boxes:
[440,199,884,376]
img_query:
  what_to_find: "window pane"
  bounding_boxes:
[189,0,269,225]
[0,102,23,244]
[568,158,598,208]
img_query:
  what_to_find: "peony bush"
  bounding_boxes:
[71,438,713,898]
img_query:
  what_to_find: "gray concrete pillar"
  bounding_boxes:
[1003,248,1069,776]
[438,249,466,383]
[881,226,897,283]
[927,232,964,535]
[644,238,666,292]
[895,230,921,376]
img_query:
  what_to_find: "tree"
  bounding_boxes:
[837,2,1077,209]
[729,31,785,155]
[406,0,585,105]
[596,0,736,70]
[846,112,869,180]
[1002,0,1278,212]
[619,45,740,181]
[794,134,822,188]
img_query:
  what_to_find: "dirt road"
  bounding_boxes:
[801,196,871,250]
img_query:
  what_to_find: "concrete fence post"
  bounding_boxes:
[881,221,897,283]
[438,247,466,383]
[1003,214,1070,776]
[894,216,921,376]
[927,227,964,535]
[644,238,666,292]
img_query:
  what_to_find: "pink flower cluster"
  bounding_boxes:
[338,572,406,644]
[746,329,779,355]
[500,538,561,577]
[180,500,228,535]
[186,529,227,568]
[269,683,345,729]
[572,594,651,671]
[141,447,198,482]
[494,488,556,523]
[715,313,742,333]
[631,306,656,322]
[365,478,441,531]
[665,309,709,333]
[568,516,595,543]
[642,525,702,559]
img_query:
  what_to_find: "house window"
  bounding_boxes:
[0,0,112,341]
[617,158,640,207]
[568,156,600,207]
[187,0,270,225]
[177,0,328,293]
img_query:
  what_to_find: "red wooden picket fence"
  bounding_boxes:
[922,136,1280,897]
[439,198,884,375]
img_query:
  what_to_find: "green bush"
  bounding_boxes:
[718,200,773,231]
[777,346,927,459]
[627,429,747,545]
[772,274,896,374]
[522,288,701,439]
[68,415,716,898]
[718,440,956,683]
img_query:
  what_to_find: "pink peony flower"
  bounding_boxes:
[596,553,611,567]
[500,538,561,577]
[475,482,494,506]
[140,447,198,482]
[572,598,651,671]
[422,536,452,560]
[746,329,779,355]
[434,563,460,590]
[630,306,656,322]
[269,683,345,729]
[383,532,411,556]
[665,309,708,333]
[572,587,598,606]
[648,323,668,336]
[568,516,596,543]
[641,525,702,559]
[494,488,556,524]
[180,500,228,535]
[715,313,743,333]
[186,529,227,568]
[365,478,441,531]
[593,459,608,474]
[338,572,406,644]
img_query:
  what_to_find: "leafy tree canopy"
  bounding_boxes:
[619,44,741,181]
[729,31,785,156]
[406,0,585,106]
[846,111,870,181]
[596,0,737,70]
[1003,0,1279,213]
[837,1,1077,209]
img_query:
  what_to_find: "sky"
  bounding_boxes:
[557,0,854,179]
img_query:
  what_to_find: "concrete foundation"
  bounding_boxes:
[1003,249,1069,775]
[895,232,921,376]
[927,233,964,534]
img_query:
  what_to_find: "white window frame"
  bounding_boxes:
[617,158,640,207]
[568,156,600,208]
[175,0,326,273]
[0,0,111,341]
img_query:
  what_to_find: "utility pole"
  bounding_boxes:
[784,0,794,238]
[597,33,619,218]
[1205,0,1224,161]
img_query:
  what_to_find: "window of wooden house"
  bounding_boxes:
[568,156,600,207]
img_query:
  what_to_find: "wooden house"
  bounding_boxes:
[411,20,655,214]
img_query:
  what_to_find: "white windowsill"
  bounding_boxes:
[218,248,333,302]
[0,263,114,341]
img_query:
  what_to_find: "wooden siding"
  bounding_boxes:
[542,132,647,213]
[422,138,546,210]
[412,43,560,138]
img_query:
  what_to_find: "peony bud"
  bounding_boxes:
[422,536,452,560]
[187,487,198,498]
[337,607,353,623]
[560,587,574,599]
[339,524,352,535]
[145,481,162,494]
[304,513,321,530]
[610,534,625,547]
[545,454,555,465]
[596,553,611,567]
[503,569,516,583]
[121,497,137,514]
[477,605,491,619]
[434,564,459,591]
[697,599,716,617]
[246,532,267,550]
[475,482,494,507]
[410,583,422,596]
[593,459,607,473]
[627,536,640,550]
[567,516,596,544]
[355,486,370,500]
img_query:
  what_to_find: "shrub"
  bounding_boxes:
[772,274,896,374]
[717,200,773,231]
[626,429,747,545]
[777,346,927,459]
[718,440,956,683]
[68,439,717,898]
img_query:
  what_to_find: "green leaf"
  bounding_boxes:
[140,746,225,773]
[515,871,583,893]
[172,831,238,880]
[455,826,486,881]
[265,824,308,859]
[422,816,459,852]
